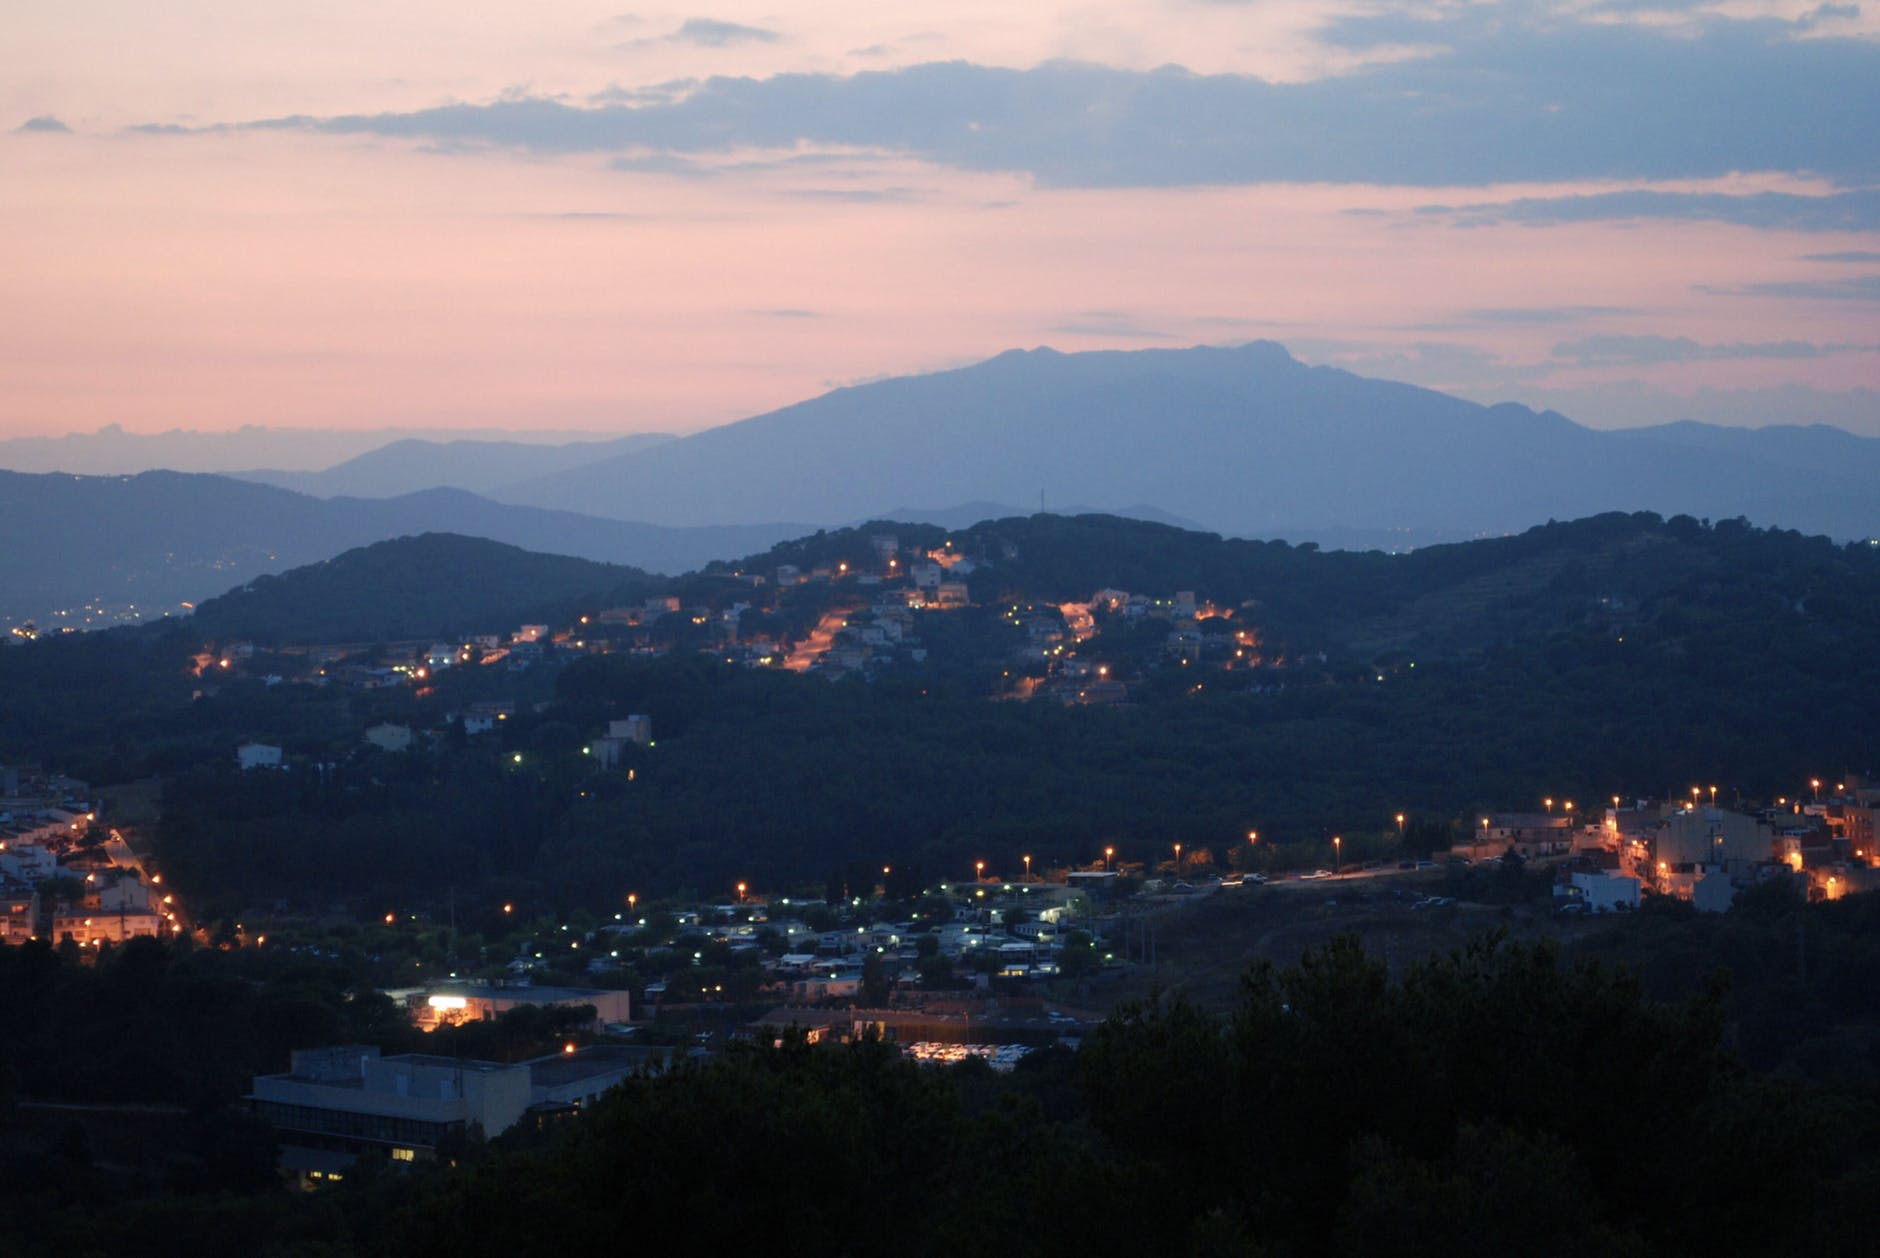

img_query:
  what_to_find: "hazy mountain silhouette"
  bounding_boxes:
[234,432,674,498]
[494,342,1880,541]
[0,471,806,629]
[0,423,637,475]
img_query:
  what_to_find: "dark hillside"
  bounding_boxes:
[188,534,656,645]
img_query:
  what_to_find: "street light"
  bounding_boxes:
[1104,845,1115,871]
[975,859,986,882]
[1395,813,1405,836]
[1332,835,1341,876]
[1023,854,1032,879]
[1173,842,1182,872]
[736,881,747,903]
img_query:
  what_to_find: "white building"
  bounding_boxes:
[1569,871,1641,913]
[251,1046,533,1181]
[363,724,414,753]
[237,743,283,770]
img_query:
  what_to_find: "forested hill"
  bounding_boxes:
[188,534,658,645]
[162,507,1880,658]
[3,510,1875,915]
[717,509,1880,658]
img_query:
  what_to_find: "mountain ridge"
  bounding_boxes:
[0,470,809,630]
[491,342,1880,541]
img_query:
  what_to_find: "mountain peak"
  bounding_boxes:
[493,340,1878,543]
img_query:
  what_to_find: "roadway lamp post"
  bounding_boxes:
[1332,835,1341,877]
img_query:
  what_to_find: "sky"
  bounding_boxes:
[4,0,1878,440]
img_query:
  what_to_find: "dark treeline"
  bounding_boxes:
[5,933,1877,1257]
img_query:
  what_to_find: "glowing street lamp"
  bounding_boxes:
[1173,842,1182,872]
[1104,846,1115,871]
[1332,835,1342,876]
[1023,854,1032,879]
[1395,813,1405,835]
[736,881,747,903]
[975,860,986,882]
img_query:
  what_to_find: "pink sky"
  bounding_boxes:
[4,1,1877,439]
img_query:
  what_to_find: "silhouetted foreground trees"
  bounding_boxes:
[8,934,1872,1257]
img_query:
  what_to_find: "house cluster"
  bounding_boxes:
[592,878,1093,1013]
[1011,587,1265,705]
[1463,780,1880,913]
[236,709,652,772]
[0,763,176,947]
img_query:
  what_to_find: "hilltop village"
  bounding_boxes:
[179,531,1258,704]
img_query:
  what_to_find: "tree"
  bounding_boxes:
[861,951,890,1006]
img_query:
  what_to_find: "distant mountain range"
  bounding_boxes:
[486,343,1880,541]
[0,422,644,475]
[0,471,805,630]
[5,342,1876,631]
[232,433,674,498]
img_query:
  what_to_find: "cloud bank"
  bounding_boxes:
[212,16,1880,189]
